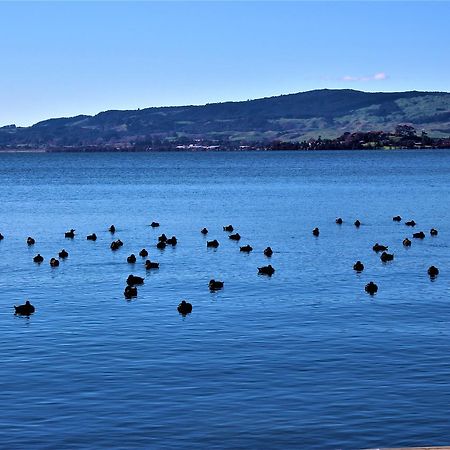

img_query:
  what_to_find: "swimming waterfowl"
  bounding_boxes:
[0,233,3,240]
[127,274,144,286]
[258,265,275,276]
[403,238,412,247]
[373,243,388,252]
[124,285,137,299]
[156,241,166,250]
[139,248,148,257]
[312,227,319,237]
[207,239,219,248]
[150,222,160,228]
[65,229,75,238]
[110,239,123,250]
[413,231,425,239]
[240,244,253,252]
[428,265,439,278]
[405,220,416,227]
[353,261,364,272]
[201,228,208,235]
[87,233,97,241]
[177,300,192,315]
[59,249,69,258]
[109,225,116,233]
[264,247,273,257]
[14,300,35,316]
[335,218,343,224]
[380,252,394,262]
[27,237,35,246]
[393,215,402,222]
[209,279,224,291]
[145,260,159,270]
[354,220,361,228]
[223,225,234,232]
[166,236,177,246]
[430,228,438,236]
[158,234,167,242]
[229,233,241,241]
[127,254,137,264]
[365,281,378,295]
[50,257,59,267]
[33,254,44,263]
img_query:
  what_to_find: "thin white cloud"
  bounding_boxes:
[341,72,388,82]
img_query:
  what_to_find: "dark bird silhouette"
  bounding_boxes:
[158,234,167,242]
[109,225,116,233]
[127,254,136,264]
[127,274,144,286]
[50,257,59,267]
[65,229,75,238]
[365,281,378,295]
[380,252,394,263]
[33,254,44,263]
[207,239,219,248]
[229,233,241,241]
[166,236,177,246]
[428,265,439,278]
[139,248,148,257]
[353,261,364,272]
[87,233,97,241]
[209,279,224,291]
[393,215,402,222]
[145,260,159,270]
[59,249,69,258]
[240,244,253,252]
[413,231,425,239]
[405,220,416,227]
[177,300,192,315]
[354,220,361,228]
[111,239,123,250]
[373,243,388,252]
[264,247,273,257]
[258,265,275,276]
[430,228,438,236]
[150,222,160,228]
[201,227,208,235]
[14,300,35,316]
[312,227,319,236]
[403,238,412,247]
[223,225,234,232]
[0,233,4,240]
[335,217,343,224]
[124,285,137,299]
[156,241,166,250]
[27,237,35,246]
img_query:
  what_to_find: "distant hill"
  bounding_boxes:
[1,89,449,149]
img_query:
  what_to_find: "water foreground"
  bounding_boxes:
[0,150,449,449]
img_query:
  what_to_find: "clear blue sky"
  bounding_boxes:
[0,1,449,126]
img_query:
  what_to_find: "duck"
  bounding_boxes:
[59,249,69,259]
[87,233,97,241]
[65,229,75,238]
[33,254,44,263]
[365,281,378,295]
[264,247,273,257]
[177,300,192,315]
[229,233,241,241]
[405,220,416,227]
[335,217,343,225]
[258,265,275,276]
[373,243,388,252]
[156,241,166,250]
[150,222,160,228]
[240,244,253,252]
[27,237,35,246]
[353,261,364,272]
[430,228,438,236]
[413,231,425,239]
[50,257,59,267]
[380,251,394,262]
[145,260,159,270]
[201,227,208,235]
[0,233,4,240]
[139,248,148,258]
[312,227,320,237]
[158,233,167,242]
[124,285,137,299]
[403,238,412,247]
[127,274,144,286]
[166,236,177,246]
[428,265,439,278]
[209,279,224,291]
[354,220,361,228]
[207,239,219,248]
[127,254,137,264]
[110,239,123,251]
[223,225,234,232]
[393,215,402,222]
[109,225,116,233]
[14,300,35,316]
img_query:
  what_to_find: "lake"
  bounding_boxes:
[0,150,449,449]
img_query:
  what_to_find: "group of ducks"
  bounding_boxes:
[318,215,440,296]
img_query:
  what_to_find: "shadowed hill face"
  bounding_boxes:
[1,89,449,147]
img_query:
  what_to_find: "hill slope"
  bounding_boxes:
[1,89,449,148]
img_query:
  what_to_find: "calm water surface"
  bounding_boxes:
[0,150,449,449]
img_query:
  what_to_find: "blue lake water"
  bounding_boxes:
[0,149,449,449]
